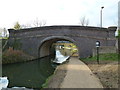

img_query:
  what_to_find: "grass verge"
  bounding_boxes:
[41,75,53,88]
[80,53,119,88]
[81,53,118,61]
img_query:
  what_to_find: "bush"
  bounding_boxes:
[2,47,33,64]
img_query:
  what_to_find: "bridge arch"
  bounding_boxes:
[8,26,116,60]
[38,36,80,58]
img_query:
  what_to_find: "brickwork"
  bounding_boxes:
[8,26,116,59]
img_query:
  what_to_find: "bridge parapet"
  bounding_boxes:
[7,26,116,60]
[8,26,116,39]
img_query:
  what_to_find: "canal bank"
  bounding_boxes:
[46,61,68,88]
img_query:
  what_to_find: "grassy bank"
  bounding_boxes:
[41,75,53,88]
[80,53,118,88]
[81,53,118,61]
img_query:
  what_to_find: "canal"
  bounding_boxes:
[2,56,55,89]
[2,41,78,89]
[2,50,71,89]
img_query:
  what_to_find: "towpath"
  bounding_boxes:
[59,57,103,88]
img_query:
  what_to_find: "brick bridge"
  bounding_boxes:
[8,25,116,60]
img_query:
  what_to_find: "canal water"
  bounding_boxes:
[2,56,55,89]
[2,50,70,89]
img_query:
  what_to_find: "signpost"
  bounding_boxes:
[96,41,100,64]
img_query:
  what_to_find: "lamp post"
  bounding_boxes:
[96,41,100,64]
[100,6,104,28]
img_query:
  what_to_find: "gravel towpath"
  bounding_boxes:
[60,57,103,88]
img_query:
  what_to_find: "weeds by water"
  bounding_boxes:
[41,75,53,89]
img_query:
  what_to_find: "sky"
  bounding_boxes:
[0,0,119,29]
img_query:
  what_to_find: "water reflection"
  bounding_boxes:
[2,50,70,89]
[2,56,55,89]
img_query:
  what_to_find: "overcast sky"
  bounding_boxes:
[0,0,119,29]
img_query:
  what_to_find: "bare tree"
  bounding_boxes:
[21,24,32,29]
[33,18,46,27]
[16,18,46,29]
[79,16,89,26]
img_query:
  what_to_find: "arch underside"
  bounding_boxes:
[38,36,79,58]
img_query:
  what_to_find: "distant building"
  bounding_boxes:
[118,1,120,29]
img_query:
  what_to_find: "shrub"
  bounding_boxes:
[2,47,33,64]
